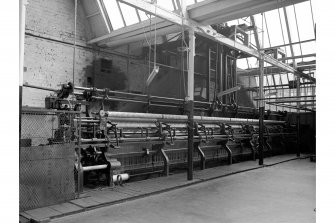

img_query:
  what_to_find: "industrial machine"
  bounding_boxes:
[40,83,297,191]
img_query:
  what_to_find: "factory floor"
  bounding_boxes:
[50,156,315,223]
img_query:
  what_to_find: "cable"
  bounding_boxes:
[264,13,271,48]
[293,5,304,62]
[72,0,77,89]
[309,0,316,38]
[277,9,288,56]
[180,0,186,99]
[154,1,157,71]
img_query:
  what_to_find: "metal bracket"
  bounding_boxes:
[198,123,208,143]
[223,141,232,165]
[156,121,175,145]
[107,122,120,149]
[195,143,206,170]
[160,148,169,176]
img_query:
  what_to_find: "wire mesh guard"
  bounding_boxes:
[20,109,79,211]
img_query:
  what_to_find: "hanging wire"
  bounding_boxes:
[264,14,271,48]
[148,13,152,83]
[153,1,157,70]
[261,13,270,110]
[277,9,288,56]
[141,14,152,47]
[180,0,187,99]
[72,0,77,88]
[309,0,316,38]
[277,8,291,111]
[145,0,158,95]
[264,13,277,110]
[293,5,304,62]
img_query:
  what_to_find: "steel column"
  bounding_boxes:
[187,29,195,181]
[19,0,28,160]
[258,57,265,165]
[284,7,301,157]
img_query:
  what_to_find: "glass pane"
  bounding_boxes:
[267,77,273,86]
[281,74,288,84]
[292,44,303,63]
[263,76,268,86]
[103,0,126,30]
[247,57,258,69]
[300,41,316,55]
[237,59,248,70]
[287,73,294,81]
[263,9,287,47]
[119,2,140,26]
[273,74,281,85]
[157,0,175,11]
[138,9,149,21]
[185,0,196,6]
[284,5,300,43]
[293,1,315,40]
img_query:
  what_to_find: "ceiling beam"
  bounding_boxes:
[102,0,314,83]
[88,17,170,44]
[262,38,315,51]
[278,53,316,61]
[238,61,316,77]
[104,25,181,47]
[187,0,308,25]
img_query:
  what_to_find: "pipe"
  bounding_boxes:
[23,83,259,112]
[82,164,107,171]
[258,57,265,166]
[103,111,285,124]
[254,95,316,100]
[19,0,28,88]
[19,0,28,156]
[271,99,316,103]
[23,83,58,92]
[112,173,130,182]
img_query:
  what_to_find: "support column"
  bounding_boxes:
[252,15,264,165]
[284,7,300,157]
[19,0,28,153]
[296,74,301,157]
[187,28,195,181]
[258,57,265,165]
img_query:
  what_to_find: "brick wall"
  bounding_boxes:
[23,0,147,107]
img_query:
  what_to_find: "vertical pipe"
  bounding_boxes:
[258,13,265,165]
[77,115,83,194]
[220,52,223,95]
[73,0,77,87]
[258,58,265,165]
[19,0,28,156]
[187,28,195,181]
[233,56,237,102]
[284,6,300,156]
[296,75,301,157]
[207,48,211,102]
[224,54,228,104]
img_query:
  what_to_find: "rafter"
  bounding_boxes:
[187,0,308,25]
[92,0,314,83]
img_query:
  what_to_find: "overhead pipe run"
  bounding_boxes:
[19,0,29,155]
[23,83,261,114]
[102,111,285,125]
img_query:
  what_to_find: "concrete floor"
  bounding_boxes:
[52,159,315,223]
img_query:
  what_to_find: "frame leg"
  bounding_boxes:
[195,145,206,170]
[161,149,169,176]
